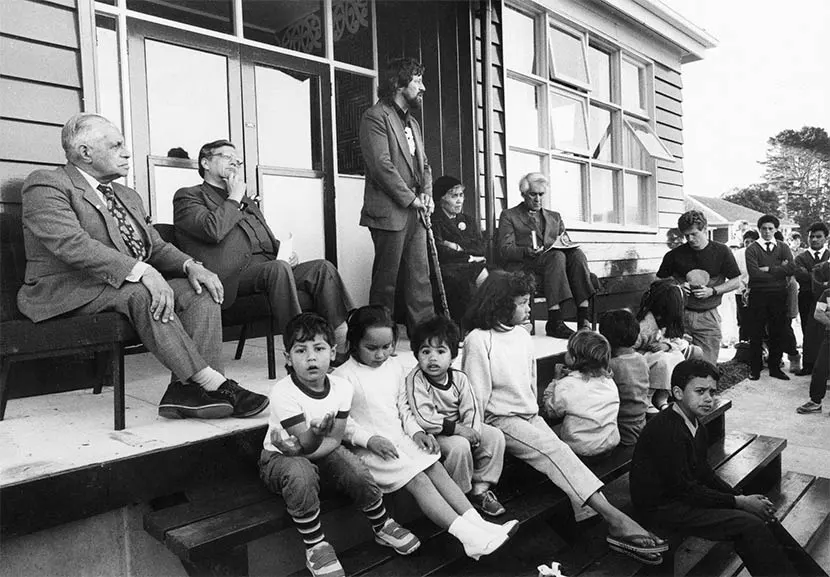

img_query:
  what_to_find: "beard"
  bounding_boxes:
[405,91,423,110]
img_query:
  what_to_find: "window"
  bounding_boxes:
[335,71,373,175]
[504,5,674,229]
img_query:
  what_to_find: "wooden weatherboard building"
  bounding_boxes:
[0,0,714,573]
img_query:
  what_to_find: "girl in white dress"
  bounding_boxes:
[334,306,516,560]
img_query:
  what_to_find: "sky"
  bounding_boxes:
[660,0,830,198]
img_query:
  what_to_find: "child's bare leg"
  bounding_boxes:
[403,471,459,528]
[423,462,473,516]
[586,490,661,545]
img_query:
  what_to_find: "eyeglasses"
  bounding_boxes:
[210,153,243,166]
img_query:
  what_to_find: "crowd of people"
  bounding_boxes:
[14,55,827,577]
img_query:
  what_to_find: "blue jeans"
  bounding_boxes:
[259,445,381,518]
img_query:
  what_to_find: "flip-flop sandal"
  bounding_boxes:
[606,534,670,554]
[608,544,664,566]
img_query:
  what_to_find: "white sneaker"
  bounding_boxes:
[305,541,345,577]
[449,517,510,560]
[374,518,421,555]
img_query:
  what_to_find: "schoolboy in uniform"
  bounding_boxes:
[796,286,830,414]
[630,359,798,576]
[403,316,507,517]
[260,313,419,577]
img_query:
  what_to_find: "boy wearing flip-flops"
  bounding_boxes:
[630,359,799,576]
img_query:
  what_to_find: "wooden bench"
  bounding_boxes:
[143,398,731,576]
[0,212,137,430]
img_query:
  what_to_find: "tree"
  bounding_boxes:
[722,184,780,216]
[763,126,830,231]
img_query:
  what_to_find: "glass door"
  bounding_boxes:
[127,19,243,222]
[240,46,336,263]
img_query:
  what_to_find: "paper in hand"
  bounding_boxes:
[277,232,294,262]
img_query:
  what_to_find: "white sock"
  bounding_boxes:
[190,367,226,391]
[463,508,512,534]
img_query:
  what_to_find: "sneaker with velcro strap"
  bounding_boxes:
[469,490,506,517]
[305,541,345,577]
[374,518,421,555]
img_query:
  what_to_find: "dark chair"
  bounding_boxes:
[153,224,278,379]
[0,212,137,430]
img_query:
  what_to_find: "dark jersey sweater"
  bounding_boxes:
[630,407,738,512]
[745,240,797,293]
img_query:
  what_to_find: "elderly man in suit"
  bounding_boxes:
[173,139,353,357]
[497,173,595,339]
[18,114,268,419]
[359,57,435,332]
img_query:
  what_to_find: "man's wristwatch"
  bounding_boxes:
[711,285,718,297]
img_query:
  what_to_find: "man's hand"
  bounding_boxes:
[289,251,300,268]
[223,169,247,203]
[524,246,544,259]
[367,435,399,460]
[455,424,480,447]
[469,256,486,263]
[690,286,712,300]
[413,431,441,454]
[419,193,434,215]
[736,494,776,522]
[270,430,302,456]
[442,240,463,252]
[140,266,175,322]
[186,261,224,305]
[759,266,770,272]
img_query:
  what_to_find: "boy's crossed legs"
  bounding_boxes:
[260,446,419,577]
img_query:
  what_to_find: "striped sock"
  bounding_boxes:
[363,498,389,533]
[292,510,324,549]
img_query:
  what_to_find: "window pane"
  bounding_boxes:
[333,0,373,68]
[503,7,536,75]
[260,174,326,260]
[243,0,325,58]
[150,163,199,224]
[624,173,651,226]
[621,59,645,111]
[254,66,322,170]
[587,45,611,102]
[505,79,542,149]
[625,117,674,162]
[95,15,122,132]
[549,90,588,153]
[550,158,584,223]
[145,40,230,159]
[507,150,542,209]
[127,0,233,34]
[623,122,649,171]
[590,166,618,224]
[548,26,588,85]
[588,105,612,162]
[335,71,373,175]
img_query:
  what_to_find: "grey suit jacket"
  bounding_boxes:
[497,203,566,268]
[359,99,432,232]
[173,182,280,307]
[18,163,190,322]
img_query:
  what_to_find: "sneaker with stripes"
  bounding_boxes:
[305,541,345,577]
[374,518,421,555]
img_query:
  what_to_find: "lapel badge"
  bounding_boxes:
[457,221,467,231]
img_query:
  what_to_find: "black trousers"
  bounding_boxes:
[736,291,750,342]
[749,289,795,374]
[809,332,829,404]
[799,291,824,368]
[641,503,798,577]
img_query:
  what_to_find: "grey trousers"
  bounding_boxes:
[75,277,222,382]
[438,423,505,494]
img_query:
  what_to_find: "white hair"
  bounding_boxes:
[61,113,112,160]
[519,172,548,194]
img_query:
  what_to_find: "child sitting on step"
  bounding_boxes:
[403,315,507,517]
[259,313,419,577]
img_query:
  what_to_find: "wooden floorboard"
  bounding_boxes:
[716,435,786,490]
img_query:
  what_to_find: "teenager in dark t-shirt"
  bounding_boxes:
[656,211,741,364]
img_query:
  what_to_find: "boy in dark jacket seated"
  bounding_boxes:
[630,359,798,576]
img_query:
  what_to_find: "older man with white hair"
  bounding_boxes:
[18,113,268,420]
[497,172,595,338]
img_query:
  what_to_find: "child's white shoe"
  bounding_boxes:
[305,541,345,577]
[463,508,519,537]
[449,516,510,560]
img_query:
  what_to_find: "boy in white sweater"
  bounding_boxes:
[404,316,507,517]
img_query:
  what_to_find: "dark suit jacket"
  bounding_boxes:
[496,203,566,269]
[18,163,190,322]
[173,182,280,307]
[794,249,830,296]
[359,99,432,232]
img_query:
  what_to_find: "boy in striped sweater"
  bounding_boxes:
[403,316,507,517]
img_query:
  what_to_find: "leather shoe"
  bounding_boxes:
[793,367,813,376]
[749,372,760,381]
[545,320,575,339]
[206,379,270,417]
[769,369,790,381]
[158,381,233,420]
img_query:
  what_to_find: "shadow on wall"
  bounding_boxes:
[603,247,640,278]
[1,178,24,205]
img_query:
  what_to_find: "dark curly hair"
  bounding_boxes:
[377,58,425,100]
[598,309,640,349]
[346,305,398,358]
[636,278,686,339]
[670,358,719,394]
[283,312,335,351]
[677,210,707,232]
[410,315,461,359]
[464,271,536,330]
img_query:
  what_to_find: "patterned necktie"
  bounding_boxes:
[98,184,147,260]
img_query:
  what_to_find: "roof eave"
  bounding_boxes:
[595,0,718,63]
